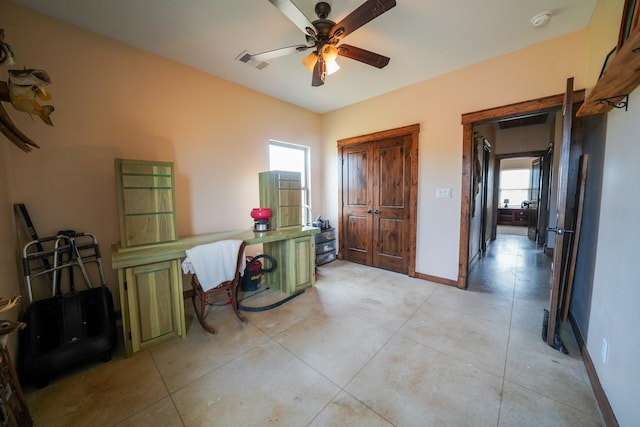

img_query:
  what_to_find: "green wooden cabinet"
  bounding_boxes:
[264,234,315,294]
[259,170,314,293]
[114,158,185,356]
[113,161,318,355]
[118,259,185,355]
[290,235,315,292]
[259,170,302,230]
[115,159,178,248]
[112,226,320,355]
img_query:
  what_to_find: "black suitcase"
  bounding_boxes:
[20,233,117,387]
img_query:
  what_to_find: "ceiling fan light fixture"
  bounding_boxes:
[302,52,318,72]
[322,44,339,63]
[326,60,340,75]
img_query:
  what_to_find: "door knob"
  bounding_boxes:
[366,209,372,214]
[373,209,380,214]
[547,227,574,235]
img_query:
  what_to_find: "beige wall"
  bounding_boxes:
[585,0,625,85]
[494,121,553,155]
[499,157,538,170]
[1,1,321,308]
[0,140,21,355]
[322,30,588,280]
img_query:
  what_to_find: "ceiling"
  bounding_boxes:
[11,0,598,114]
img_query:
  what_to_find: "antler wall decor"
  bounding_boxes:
[0,295,25,348]
[0,29,55,153]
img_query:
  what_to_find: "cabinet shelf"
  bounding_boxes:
[577,25,640,116]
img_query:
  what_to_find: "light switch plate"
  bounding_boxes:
[436,188,452,199]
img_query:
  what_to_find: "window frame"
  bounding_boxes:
[499,168,531,208]
[268,140,312,224]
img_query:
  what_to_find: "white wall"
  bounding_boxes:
[587,88,640,426]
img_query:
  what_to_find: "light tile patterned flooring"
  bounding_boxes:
[24,234,604,426]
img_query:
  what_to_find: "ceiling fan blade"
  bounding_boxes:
[268,0,316,38]
[337,44,390,68]
[246,44,310,62]
[312,58,324,87]
[330,0,396,42]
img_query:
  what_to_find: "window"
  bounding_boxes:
[499,168,530,207]
[269,141,311,224]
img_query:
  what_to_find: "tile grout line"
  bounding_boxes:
[335,287,429,427]
[495,236,523,426]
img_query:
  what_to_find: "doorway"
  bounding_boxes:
[458,91,585,290]
[494,153,549,243]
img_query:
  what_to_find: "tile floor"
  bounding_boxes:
[24,233,604,426]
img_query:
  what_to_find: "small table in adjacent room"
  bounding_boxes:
[497,208,530,226]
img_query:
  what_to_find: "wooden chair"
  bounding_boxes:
[189,240,247,334]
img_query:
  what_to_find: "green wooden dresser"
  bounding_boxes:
[111,227,319,356]
[114,159,185,356]
[113,161,318,356]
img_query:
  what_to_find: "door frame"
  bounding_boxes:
[492,150,548,241]
[337,124,420,276]
[458,91,585,289]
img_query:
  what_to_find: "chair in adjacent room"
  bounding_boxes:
[182,239,247,334]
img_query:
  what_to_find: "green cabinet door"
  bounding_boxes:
[122,259,185,354]
[290,236,314,292]
[263,235,315,294]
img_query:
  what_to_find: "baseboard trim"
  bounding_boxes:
[415,272,458,287]
[569,315,618,427]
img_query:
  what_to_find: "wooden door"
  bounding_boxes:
[372,136,412,272]
[340,130,416,274]
[341,143,374,266]
[480,141,491,254]
[528,157,542,242]
[537,149,553,248]
[546,77,575,347]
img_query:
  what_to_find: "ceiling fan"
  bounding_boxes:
[242,0,396,87]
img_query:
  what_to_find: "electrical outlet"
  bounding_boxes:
[601,338,608,364]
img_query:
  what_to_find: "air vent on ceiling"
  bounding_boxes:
[236,51,269,70]
[497,113,548,129]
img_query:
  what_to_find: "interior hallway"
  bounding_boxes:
[24,237,604,426]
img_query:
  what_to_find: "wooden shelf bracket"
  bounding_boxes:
[597,94,629,110]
